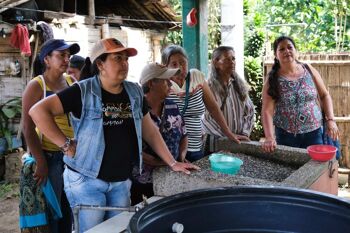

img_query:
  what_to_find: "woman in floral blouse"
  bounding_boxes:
[131,63,187,204]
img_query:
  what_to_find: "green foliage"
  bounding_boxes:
[259,0,350,52]
[245,29,265,57]
[162,0,182,46]
[0,97,22,150]
[244,0,265,140]
[244,56,264,140]
[207,0,221,58]
[0,183,19,199]
[164,31,183,46]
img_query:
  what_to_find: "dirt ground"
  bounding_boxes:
[0,183,20,233]
[0,197,20,233]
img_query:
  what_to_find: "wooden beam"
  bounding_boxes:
[0,0,31,13]
[88,0,95,18]
[43,11,122,26]
[129,0,157,21]
[43,11,76,20]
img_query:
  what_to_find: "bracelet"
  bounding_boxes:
[169,161,177,168]
[59,137,72,152]
[326,118,335,122]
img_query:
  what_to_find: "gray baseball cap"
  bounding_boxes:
[139,63,180,85]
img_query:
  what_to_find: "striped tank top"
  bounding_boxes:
[34,75,75,151]
[167,69,206,152]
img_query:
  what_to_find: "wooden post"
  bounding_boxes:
[101,23,110,39]
[88,0,95,18]
[59,0,64,12]
[182,0,208,76]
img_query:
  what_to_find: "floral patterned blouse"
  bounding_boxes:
[273,66,322,134]
[133,98,186,184]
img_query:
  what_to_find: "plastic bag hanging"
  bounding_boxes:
[186,8,197,27]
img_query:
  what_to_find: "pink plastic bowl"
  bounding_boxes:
[307,145,337,162]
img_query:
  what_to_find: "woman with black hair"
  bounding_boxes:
[29,38,199,232]
[261,36,339,152]
[22,39,80,233]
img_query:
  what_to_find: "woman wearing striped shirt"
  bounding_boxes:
[202,46,255,154]
[162,45,249,162]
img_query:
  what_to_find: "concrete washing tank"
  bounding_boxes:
[153,140,338,196]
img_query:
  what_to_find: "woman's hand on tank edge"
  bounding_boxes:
[236,135,250,141]
[228,133,249,144]
[171,161,200,175]
[261,138,277,153]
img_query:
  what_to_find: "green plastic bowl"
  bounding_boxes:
[209,153,243,175]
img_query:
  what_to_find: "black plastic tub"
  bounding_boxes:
[128,186,350,233]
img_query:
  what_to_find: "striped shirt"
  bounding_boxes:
[34,75,75,151]
[202,77,255,137]
[167,69,206,152]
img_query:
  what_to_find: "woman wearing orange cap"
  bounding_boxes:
[29,38,199,232]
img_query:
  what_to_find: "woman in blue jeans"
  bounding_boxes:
[262,36,339,152]
[29,38,199,233]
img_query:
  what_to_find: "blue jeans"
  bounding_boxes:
[275,127,323,149]
[63,168,131,233]
[44,151,72,233]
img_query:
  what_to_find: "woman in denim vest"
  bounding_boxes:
[262,36,339,152]
[29,38,199,233]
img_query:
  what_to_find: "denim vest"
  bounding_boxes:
[63,76,143,178]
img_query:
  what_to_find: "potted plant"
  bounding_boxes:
[0,97,22,155]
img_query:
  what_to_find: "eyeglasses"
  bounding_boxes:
[110,54,129,62]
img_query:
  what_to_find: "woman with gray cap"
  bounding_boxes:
[22,39,80,233]
[131,63,188,205]
[29,38,199,232]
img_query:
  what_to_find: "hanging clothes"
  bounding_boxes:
[10,24,31,56]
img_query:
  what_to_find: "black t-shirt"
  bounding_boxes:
[57,83,148,182]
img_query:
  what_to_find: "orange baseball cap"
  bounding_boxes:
[90,38,138,63]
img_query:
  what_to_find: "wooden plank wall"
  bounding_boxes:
[0,36,29,104]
